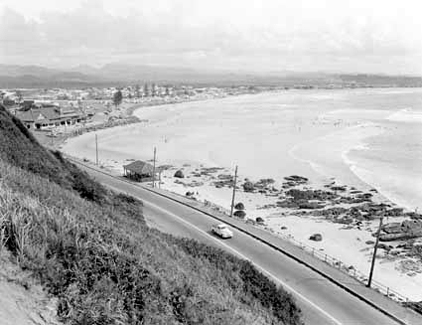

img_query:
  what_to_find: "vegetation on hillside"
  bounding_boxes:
[0,104,302,324]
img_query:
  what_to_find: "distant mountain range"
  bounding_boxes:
[1,63,421,88]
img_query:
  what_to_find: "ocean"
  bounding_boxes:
[291,88,422,211]
[64,87,422,211]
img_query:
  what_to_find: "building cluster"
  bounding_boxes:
[13,100,88,130]
[0,83,249,130]
[0,83,229,105]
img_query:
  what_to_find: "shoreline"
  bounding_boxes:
[37,89,279,151]
[59,88,422,301]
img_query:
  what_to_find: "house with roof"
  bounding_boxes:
[16,105,85,129]
[123,160,157,182]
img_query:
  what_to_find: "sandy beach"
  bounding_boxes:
[62,88,422,301]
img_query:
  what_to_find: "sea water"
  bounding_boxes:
[65,87,422,211]
[292,88,422,211]
[347,106,422,211]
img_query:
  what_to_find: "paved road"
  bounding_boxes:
[78,163,412,325]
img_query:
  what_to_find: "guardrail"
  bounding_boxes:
[277,232,411,304]
[66,156,418,325]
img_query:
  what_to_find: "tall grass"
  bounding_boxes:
[0,161,302,324]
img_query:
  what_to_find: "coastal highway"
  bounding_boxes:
[74,161,418,325]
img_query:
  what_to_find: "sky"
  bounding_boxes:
[0,0,422,75]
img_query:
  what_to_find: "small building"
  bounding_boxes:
[123,160,155,182]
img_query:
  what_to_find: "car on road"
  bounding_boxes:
[211,223,233,239]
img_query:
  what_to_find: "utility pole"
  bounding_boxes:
[158,169,162,189]
[367,216,384,288]
[230,165,238,217]
[152,147,156,188]
[95,134,98,165]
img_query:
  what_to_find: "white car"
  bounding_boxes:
[212,223,233,239]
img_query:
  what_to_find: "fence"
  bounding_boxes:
[273,231,412,304]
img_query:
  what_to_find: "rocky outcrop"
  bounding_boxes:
[282,176,308,189]
[285,189,337,201]
[379,220,422,242]
[243,181,255,192]
[309,233,322,241]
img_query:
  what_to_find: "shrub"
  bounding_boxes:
[174,170,184,178]
[234,202,245,210]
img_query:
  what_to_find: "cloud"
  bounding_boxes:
[0,0,421,74]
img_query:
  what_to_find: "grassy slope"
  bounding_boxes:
[0,104,302,324]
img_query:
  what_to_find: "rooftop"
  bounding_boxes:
[124,160,155,175]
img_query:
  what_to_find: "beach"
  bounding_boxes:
[62,88,422,301]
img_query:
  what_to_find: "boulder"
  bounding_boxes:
[256,217,265,224]
[234,210,246,219]
[309,233,323,241]
[243,181,255,192]
[234,202,245,210]
[174,170,185,178]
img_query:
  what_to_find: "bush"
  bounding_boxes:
[174,170,184,178]
[234,202,245,210]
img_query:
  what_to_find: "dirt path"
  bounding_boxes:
[0,251,61,325]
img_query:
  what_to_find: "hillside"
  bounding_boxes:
[1,64,422,88]
[0,104,302,324]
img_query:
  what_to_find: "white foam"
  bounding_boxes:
[344,150,422,211]
[386,108,422,123]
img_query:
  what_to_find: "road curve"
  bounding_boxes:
[75,161,419,325]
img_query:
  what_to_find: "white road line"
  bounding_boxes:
[105,183,342,324]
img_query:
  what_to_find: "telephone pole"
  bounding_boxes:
[152,147,157,188]
[230,165,238,217]
[95,134,98,165]
[367,216,384,288]
[158,169,162,189]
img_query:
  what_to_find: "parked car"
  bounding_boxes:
[212,223,233,239]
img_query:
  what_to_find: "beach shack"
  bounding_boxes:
[123,160,155,182]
